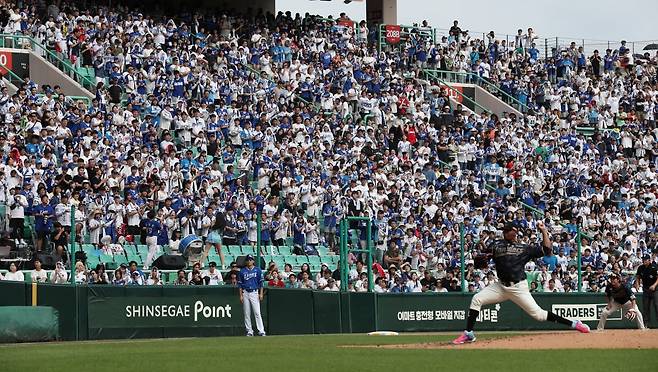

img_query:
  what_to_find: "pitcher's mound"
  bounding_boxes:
[386,329,658,350]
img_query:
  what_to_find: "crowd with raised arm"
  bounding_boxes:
[0,1,656,294]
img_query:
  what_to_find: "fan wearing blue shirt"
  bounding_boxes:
[238,255,265,336]
[33,195,55,252]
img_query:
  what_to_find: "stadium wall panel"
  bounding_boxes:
[36,284,86,340]
[267,288,314,335]
[349,292,377,333]
[312,291,342,334]
[375,293,657,331]
[2,282,656,340]
[0,281,28,306]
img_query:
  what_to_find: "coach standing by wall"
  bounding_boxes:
[238,254,266,336]
[636,254,658,328]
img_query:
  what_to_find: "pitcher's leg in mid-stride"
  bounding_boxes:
[452,281,590,345]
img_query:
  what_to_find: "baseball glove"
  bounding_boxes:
[625,309,637,321]
[473,254,491,269]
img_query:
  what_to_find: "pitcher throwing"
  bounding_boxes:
[453,222,590,344]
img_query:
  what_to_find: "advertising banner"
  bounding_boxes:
[376,293,638,332]
[87,286,243,329]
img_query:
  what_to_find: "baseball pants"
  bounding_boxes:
[470,280,548,321]
[597,301,645,330]
[144,236,160,268]
[243,291,265,335]
[641,291,658,328]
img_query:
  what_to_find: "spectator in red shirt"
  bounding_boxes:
[268,270,285,288]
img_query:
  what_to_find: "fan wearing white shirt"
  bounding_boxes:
[4,262,24,282]
[205,262,224,285]
[31,259,48,283]
[55,194,72,228]
[7,186,28,245]
[125,197,141,236]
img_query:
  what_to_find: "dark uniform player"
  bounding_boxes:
[453,222,590,344]
[636,254,658,328]
[596,273,644,330]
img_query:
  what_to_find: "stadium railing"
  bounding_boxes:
[0,33,96,92]
[424,69,531,113]
[422,69,492,115]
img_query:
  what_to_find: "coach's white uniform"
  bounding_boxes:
[242,290,265,335]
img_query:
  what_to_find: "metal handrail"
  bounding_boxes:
[1,60,92,105]
[35,93,91,106]
[0,34,96,91]
[0,61,25,85]
[422,69,492,114]
[424,69,530,113]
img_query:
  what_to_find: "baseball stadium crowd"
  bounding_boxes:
[0,1,657,296]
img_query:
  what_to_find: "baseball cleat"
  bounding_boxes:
[452,330,476,344]
[575,321,590,333]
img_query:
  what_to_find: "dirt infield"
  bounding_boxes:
[367,330,658,350]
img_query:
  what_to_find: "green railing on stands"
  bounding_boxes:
[422,69,492,115]
[0,34,96,92]
[37,93,91,106]
[0,61,25,86]
[379,24,435,53]
[424,69,530,114]
[2,61,92,105]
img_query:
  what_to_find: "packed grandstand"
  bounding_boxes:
[0,1,657,295]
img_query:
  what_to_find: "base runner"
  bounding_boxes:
[597,273,645,330]
[453,222,590,344]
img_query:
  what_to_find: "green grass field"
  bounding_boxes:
[1,333,655,372]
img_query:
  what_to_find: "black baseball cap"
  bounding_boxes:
[642,254,651,260]
[246,254,255,261]
[502,224,518,233]
[209,261,217,267]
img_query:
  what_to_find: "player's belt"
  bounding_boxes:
[501,280,520,287]
[244,288,259,292]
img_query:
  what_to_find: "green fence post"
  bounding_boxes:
[340,220,347,291]
[366,219,373,292]
[460,223,465,293]
[69,204,78,340]
[576,226,582,292]
[256,212,262,267]
[69,205,76,285]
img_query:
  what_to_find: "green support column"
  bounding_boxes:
[340,220,347,292]
[69,205,76,285]
[460,223,465,293]
[366,219,373,292]
[256,213,262,268]
[576,226,582,292]
[69,205,78,340]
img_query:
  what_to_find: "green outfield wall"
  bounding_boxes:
[1,282,655,340]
